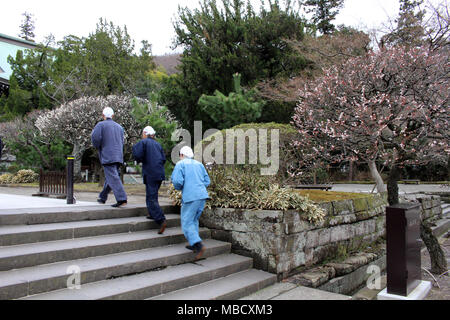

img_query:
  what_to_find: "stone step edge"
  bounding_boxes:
[0,228,211,271]
[0,239,231,300]
[150,269,277,300]
[0,214,181,246]
[21,254,253,300]
[0,205,180,226]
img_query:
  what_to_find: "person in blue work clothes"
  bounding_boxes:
[91,107,128,208]
[132,126,167,234]
[171,146,210,260]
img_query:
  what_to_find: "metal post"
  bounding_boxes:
[67,156,74,204]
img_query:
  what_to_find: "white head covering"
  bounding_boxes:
[180,146,194,159]
[143,126,156,136]
[103,107,114,118]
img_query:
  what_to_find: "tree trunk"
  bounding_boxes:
[348,160,354,181]
[447,154,450,181]
[420,220,448,274]
[368,160,387,193]
[387,165,401,206]
[71,143,85,182]
[27,139,51,169]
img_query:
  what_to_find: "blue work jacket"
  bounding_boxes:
[132,137,166,182]
[171,158,210,203]
[91,119,124,165]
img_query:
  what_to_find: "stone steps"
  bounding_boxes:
[20,254,254,300]
[0,227,211,271]
[0,239,230,300]
[0,214,181,246]
[150,269,277,300]
[442,203,450,217]
[0,205,179,225]
[0,204,276,300]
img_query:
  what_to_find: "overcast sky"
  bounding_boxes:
[0,0,440,55]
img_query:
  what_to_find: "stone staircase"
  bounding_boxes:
[442,203,450,218]
[0,205,276,300]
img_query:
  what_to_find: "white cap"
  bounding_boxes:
[103,107,114,118]
[143,126,156,136]
[180,146,194,158]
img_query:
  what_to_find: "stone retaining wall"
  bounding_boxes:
[200,193,389,279]
[400,194,443,222]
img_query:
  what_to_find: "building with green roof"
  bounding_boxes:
[0,33,37,96]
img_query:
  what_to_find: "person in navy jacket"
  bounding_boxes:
[91,107,128,208]
[132,126,167,234]
[171,146,210,260]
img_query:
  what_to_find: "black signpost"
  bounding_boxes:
[386,203,422,296]
[66,156,75,205]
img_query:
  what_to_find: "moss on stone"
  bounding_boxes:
[353,197,369,213]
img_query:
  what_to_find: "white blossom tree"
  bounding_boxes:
[35,95,141,179]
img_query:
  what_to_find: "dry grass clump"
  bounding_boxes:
[168,166,326,224]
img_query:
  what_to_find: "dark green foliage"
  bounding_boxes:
[19,12,35,42]
[131,95,179,161]
[196,122,303,185]
[302,0,344,35]
[159,0,308,132]
[380,0,426,48]
[258,99,296,124]
[7,137,71,171]
[198,73,264,129]
[0,19,155,120]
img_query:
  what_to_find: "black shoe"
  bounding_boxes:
[185,245,195,251]
[193,242,205,260]
[158,221,167,234]
[146,216,153,220]
[111,200,127,208]
[97,198,106,204]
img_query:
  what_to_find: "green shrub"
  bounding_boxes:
[11,169,39,183]
[195,122,304,185]
[168,165,325,224]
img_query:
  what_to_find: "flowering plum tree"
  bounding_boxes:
[35,95,142,179]
[292,45,449,205]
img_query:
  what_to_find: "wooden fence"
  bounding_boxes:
[33,169,67,198]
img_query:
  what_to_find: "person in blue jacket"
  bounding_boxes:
[132,126,167,234]
[91,107,128,208]
[171,146,210,260]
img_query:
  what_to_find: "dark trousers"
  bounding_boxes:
[99,163,127,202]
[145,179,166,225]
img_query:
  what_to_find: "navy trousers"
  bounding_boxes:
[145,179,166,225]
[99,163,127,202]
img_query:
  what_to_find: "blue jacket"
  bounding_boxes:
[91,119,124,165]
[171,158,210,203]
[132,138,166,182]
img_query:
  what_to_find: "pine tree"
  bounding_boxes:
[19,12,36,42]
[303,0,344,35]
[381,0,426,48]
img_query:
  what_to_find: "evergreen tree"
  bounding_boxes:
[381,0,426,48]
[302,0,344,35]
[19,12,36,42]
[198,73,264,129]
[159,0,308,132]
[1,19,155,119]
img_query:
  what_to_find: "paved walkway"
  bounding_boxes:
[1,183,448,211]
[0,185,172,211]
[331,183,450,194]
